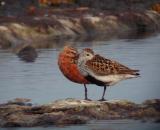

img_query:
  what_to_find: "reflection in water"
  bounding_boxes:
[21,31,156,50]
[0,119,160,130]
[0,34,160,104]
[14,32,148,53]
[17,45,38,62]
[0,35,160,130]
[87,120,160,130]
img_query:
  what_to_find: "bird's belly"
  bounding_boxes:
[93,74,136,86]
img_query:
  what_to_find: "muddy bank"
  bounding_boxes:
[0,98,159,127]
[0,9,160,50]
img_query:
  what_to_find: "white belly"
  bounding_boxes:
[92,74,137,86]
[77,61,137,86]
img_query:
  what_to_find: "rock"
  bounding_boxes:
[0,7,160,49]
[7,98,31,106]
[118,11,158,33]
[36,112,65,126]
[49,98,102,110]
[142,99,160,111]
[56,115,89,125]
[2,113,39,127]
[143,99,160,105]
[0,98,160,127]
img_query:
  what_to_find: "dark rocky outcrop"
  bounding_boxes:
[0,98,160,127]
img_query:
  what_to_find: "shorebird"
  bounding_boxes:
[78,49,140,101]
[58,46,91,100]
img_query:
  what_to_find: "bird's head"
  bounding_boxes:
[79,48,94,63]
[61,46,78,59]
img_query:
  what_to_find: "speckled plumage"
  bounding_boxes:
[86,54,139,76]
[78,49,140,89]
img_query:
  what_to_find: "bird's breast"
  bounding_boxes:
[58,55,89,84]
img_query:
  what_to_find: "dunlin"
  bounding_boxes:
[58,46,91,100]
[78,49,140,101]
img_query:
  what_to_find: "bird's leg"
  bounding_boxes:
[99,86,107,101]
[84,84,91,101]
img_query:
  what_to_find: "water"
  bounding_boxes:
[0,120,160,130]
[0,35,160,129]
[1,35,160,104]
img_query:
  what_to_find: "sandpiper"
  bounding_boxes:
[58,46,91,100]
[78,48,140,101]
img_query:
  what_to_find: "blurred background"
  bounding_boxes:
[0,0,160,103]
[0,1,160,129]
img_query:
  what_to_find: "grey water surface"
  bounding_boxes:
[1,35,160,104]
[0,34,160,130]
[0,120,160,130]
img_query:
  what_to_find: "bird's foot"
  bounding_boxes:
[84,98,92,101]
[98,98,107,101]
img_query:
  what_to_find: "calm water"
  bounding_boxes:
[0,120,160,130]
[0,35,160,130]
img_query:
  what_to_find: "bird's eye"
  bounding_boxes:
[86,54,90,56]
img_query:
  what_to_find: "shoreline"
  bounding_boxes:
[0,98,159,127]
[0,8,160,50]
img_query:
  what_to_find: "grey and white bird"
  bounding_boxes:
[78,48,140,101]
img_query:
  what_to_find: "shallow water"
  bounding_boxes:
[1,34,160,129]
[0,35,160,104]
[1,120,160,130]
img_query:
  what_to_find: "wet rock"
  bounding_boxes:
[7,98,31,106]
[58,18,86,36]
[0,98,160,127]
[80,14,129,39]
[49,98,102,110]
[118,11,159,33]
[142,99,160,110]
[56,115,89,125]
[142,107,159,117]
[36,112,65,126]
[2,113,39,127]
[17,45,38,62]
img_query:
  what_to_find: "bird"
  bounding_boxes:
[78,48,140,101]
[58,46,91,100]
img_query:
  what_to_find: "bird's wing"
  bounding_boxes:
[85,54,139,76]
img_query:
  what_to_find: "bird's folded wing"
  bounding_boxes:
[85,55,139,76]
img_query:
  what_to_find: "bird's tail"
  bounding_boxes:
[132,70,140,76]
